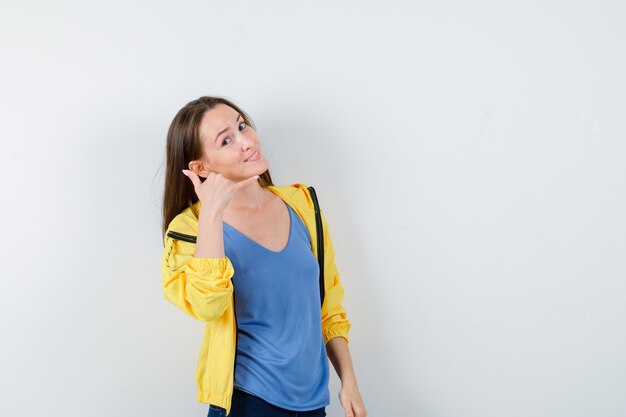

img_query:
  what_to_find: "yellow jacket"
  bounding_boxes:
[161,183,351,414]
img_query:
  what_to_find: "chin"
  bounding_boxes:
[257,161,269,173]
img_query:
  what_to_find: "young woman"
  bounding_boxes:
[161,96,367,417]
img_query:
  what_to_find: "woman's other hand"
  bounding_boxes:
[338,383,368,417]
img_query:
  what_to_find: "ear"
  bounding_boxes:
[188,160,212,179]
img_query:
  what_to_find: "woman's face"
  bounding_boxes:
[194,103,268,181]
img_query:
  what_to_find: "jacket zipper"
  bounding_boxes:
[307,186,326,307]
[232,288,239,394]
[167,230,197,243]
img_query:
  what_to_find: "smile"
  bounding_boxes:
[245,151,261,162]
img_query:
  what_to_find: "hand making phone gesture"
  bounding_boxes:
[181,169,259,258]
[182,169,260,215]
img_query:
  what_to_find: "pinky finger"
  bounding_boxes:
[236,175,260,190]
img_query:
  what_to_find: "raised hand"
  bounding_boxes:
[182,169,259,214]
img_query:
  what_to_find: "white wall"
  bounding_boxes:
[1,1,624,416]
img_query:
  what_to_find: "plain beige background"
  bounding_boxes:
[1,1,625,416]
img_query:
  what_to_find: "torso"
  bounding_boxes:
[222,189,291,252]
[224,188,329,410]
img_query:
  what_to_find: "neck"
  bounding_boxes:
[226,180,270,212]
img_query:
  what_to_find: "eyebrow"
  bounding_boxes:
[214,114,243,143]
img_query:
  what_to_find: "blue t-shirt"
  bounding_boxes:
[223,200,330,411]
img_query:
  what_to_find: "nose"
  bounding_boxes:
[236,133,253,150]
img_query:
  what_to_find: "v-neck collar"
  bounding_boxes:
[223,200,293,254]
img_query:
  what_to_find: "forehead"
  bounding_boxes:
[199,104,240,141]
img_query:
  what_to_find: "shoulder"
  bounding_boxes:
[166,204,200,237]
[165,182,319,235]
[267,182,316,210]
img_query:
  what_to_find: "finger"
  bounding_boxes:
[233,175,260,191]
[340,398,355,417]
[182,169,202,189]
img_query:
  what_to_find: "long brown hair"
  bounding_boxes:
[161,96,274,240]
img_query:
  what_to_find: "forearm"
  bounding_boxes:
[195,208,225,258]
[326,337,358,387]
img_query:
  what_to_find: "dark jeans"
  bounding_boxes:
[207,388,327,417]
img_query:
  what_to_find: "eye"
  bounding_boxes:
[221,122,246,146]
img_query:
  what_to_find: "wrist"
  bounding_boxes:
[340,377,359,389]
[199,207,223,222]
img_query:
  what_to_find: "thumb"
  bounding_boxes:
[182,169,202,189]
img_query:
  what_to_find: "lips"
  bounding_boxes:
[244,150,260,162]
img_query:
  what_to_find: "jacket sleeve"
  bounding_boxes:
[319,210,352,344]
[161,231,235,322]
